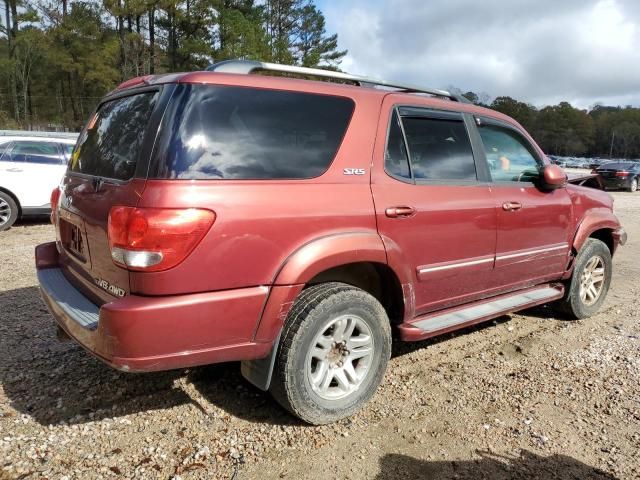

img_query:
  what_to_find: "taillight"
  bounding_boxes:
[615,171,629,177]
[107,207,215,272]
[591,169,598,174]
[50,187,61,224]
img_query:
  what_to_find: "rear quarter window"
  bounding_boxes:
[70,91,160,181]
[153,85,355,180]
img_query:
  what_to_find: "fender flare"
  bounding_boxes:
[273,231,389,285]
[572,210,621,253]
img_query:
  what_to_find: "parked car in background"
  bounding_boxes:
[0,133,78,230]
[593,161,640,192]
[36,60,626,424]
[549,157,567,168]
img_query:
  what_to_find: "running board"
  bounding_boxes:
[397,284,564,342]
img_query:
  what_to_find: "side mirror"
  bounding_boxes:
[541,164,567,190]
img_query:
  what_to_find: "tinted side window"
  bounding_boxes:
[384,110,411,179]
[478,124,541,183]
[9,141,63,165]
[61,143,74,160]
[0,141,12,161]
[401,117,477,181]
[154,84,355,180]
[71,91,159,180]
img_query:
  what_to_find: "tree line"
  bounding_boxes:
[462,92,640,160]
[0,0,344,130]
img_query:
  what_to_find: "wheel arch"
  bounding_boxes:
[572,212,620,256]
[243,233,408,391]
[0,186,22,216]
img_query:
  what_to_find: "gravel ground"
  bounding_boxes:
[1,193,639,480]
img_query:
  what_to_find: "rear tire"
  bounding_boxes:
[555,238,612,319]
[629,177,638,192]
[269,282,391,425]
[0,192,18,231]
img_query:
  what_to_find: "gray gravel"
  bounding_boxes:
[1,193,639,480]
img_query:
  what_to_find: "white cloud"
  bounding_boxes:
[322,0,640,108]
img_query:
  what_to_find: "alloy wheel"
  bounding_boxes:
[306,314,374,400]
[579,255,606,306]
[0,197,11,228]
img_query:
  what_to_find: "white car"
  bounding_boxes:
[0,134,77,230]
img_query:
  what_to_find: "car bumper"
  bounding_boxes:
[613,227,628,248]
[601,178,632,190]
[35,242,272,372]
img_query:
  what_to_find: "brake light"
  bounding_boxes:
[50,187,61,224]
[615,171,629,177]
[108,207,215,272]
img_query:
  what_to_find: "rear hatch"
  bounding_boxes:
[55,86,169,304]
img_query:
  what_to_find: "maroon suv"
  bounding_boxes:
[36,60,626,424]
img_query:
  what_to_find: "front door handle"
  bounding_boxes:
[502,201,523,211]
[5,168,23,172]
[385,206,416,218]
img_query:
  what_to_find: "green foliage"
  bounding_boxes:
[0,0,346,130]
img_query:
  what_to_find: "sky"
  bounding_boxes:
[317,0,640,109]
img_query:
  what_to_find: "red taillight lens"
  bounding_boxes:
[50,187,61,224]
[615,171,629,177]
[107,207,215,272]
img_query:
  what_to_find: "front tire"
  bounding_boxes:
[0,192,18,231]
[269,282,391,425]
[555,238,612,319]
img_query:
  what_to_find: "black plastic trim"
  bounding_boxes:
[22,206,50,216]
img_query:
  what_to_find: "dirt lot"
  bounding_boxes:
[1,193,639,480]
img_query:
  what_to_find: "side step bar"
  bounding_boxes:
[397,284,564,342]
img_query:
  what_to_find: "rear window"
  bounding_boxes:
[153,85,355,180]
[70,91,159,180]
[600,162,635,170]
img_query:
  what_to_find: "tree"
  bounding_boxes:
[490,96,537,131]
[293,4,345,68]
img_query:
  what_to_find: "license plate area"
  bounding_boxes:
[59,212,90,266]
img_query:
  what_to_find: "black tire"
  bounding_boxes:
[0,191,18,231]
[629,177,638,193]
[555,238,612,319]
[269,282,392,425]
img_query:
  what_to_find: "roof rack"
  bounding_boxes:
[205,60,469,103]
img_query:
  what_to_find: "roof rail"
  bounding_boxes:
[205,60,469,103]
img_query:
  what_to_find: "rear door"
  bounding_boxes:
[372,104,497,315]
[56,87,169,304]
[474,117,572,290]
[6,140,67,207]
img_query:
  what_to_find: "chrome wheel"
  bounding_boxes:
[579,255,605,306]
[0,197,11,227]
[631,178,638,192]
[306,314,374,401]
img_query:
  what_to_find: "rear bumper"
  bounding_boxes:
[601,178,632,189]
[35,242,272,372]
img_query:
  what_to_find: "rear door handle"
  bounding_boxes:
[385,206,416,218]
[502,201,522,211]
[6,168,23,172]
